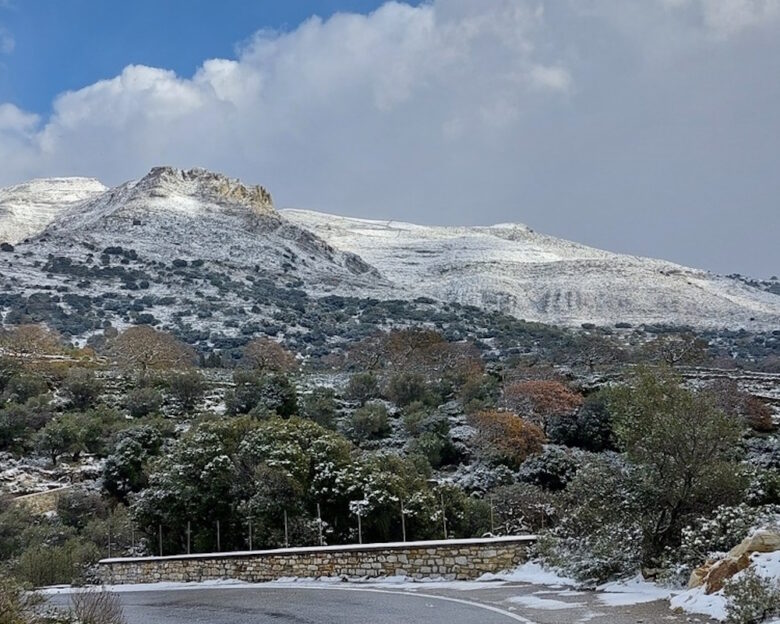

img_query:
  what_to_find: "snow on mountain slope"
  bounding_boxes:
[0,168,776,336]
[282,209,780,329]
[0,177,107,244]
[0,168,388,341]
[37,167,383,290]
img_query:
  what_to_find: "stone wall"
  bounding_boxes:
[11,486,72,514]
[99,536,535,585]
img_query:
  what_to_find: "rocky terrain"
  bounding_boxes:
[1,167,777,349]
[0,176,106,245]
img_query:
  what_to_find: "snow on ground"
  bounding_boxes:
[507,594,585,610]
[0,177,106,244]
[283,208,780,329]
[670,551,780,621]
[478,561,578,587]
[596,575,674,606]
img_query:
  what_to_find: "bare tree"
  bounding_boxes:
[643,332,708,367]
[0,324,63,360]
[108,326,195,375]
[241,337,298,373]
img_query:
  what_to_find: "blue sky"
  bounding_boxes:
[0,1,778,277]
[0,0,407,113]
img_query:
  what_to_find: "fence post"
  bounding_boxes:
[357,511,362,545]
[187,521,191,555]
[283,510,289,548]
[131,526,135,552]
[400,499,407,543]
[489,496,495,535]
[158,524,163,557]
[249,518,253,551]
[107,512,112,558]
[317,503,323,546]
[440,491,448,540]
[216,520,221,552]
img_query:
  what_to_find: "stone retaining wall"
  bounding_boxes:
[11,486,72,514]
[99,536,535,585]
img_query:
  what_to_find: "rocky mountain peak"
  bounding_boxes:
[137,166,274,214]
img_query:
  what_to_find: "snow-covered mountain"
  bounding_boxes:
[0,167,777,340]
[283,210,780,329]
[0,177,107,244]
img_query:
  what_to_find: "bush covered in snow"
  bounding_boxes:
[723,567,780,624]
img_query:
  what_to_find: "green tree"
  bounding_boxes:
[607,367,746,556]
[166,371,206,413]
[61,368,103,410]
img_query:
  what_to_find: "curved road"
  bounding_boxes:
[45,583,719,624]
[47,586,529,624]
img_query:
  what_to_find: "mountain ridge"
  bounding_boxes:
[0,168,777,336]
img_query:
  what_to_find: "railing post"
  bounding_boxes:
[440,491,448,540]
[216,520,221,552]
[357,511,362,545]
[248,518,253,551]
[186,521,191,555]
[489,496,495,535]
[158,524,163,557]
[317,503,323,546]
[284,510,289,548]
[400,499,406,542]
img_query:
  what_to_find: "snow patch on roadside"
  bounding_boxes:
[479,561,578,587]
[670,551,780,621]
[596,574,675,606]
[508,595,584,610]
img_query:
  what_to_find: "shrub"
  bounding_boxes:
[57,488,108,530]
[409,432,449,468]
[344,372,379,404]
[123,387,163,418]
[0,356,22,393]
[345,402,391,442]
[469,410,545,470]
[535,454,646,583]
[547,392,615,451]
[0,400,53,453]
[36,408,121,464]
[166,371,206,413]
[518,445,580,491]
[385,372,430,407]
[671,504,780,581]
[0,574,47,624]
[61,369,103,411]
[458,374,498,413]
[224,372,297,417]
[502,380,583,425]
[300,387,339,428]
[103,426,165,500]
[490,483,558,534]
[71,588,126,624]
[2,374,48,405]
[16,538,101,586]
[724,568,780,624]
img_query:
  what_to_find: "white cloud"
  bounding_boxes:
[0,103,36,131]
[0,0,569,183]
[0,0,778,276]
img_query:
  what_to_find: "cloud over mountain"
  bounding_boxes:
[0,0,778,276]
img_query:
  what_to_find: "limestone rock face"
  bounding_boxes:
[704,554,750,594]
[688,528,780,593]
[727,529,780,560]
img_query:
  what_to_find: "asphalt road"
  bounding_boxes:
[46,586,530,624]
[45,583,720,624]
